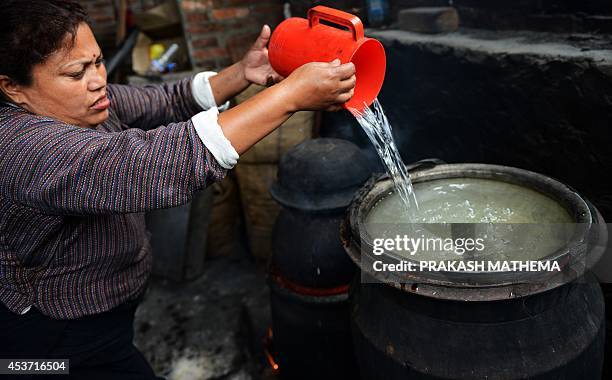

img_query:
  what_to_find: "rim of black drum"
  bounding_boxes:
[343,163,603,301]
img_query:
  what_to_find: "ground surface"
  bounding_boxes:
[133,248,275,380]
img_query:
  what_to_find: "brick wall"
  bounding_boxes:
[80,0,116,30]
[180,0,284,70]
[81,0,166,29]
[80,0,285,71]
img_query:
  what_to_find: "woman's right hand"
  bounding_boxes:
[281,59,356,112]
[218,59,356,154]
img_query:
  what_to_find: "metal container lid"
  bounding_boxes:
[270,138,372,212]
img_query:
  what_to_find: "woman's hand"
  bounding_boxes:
[241,25,283,86]
[280,59,356,112]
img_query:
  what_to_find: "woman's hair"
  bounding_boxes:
[0,0,89,99]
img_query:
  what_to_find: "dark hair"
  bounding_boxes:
[0,0,88,99]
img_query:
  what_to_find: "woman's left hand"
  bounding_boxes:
[241,25,283,86]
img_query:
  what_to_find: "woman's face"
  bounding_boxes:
[11,23,109,128]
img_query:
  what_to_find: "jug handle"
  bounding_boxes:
[308,5,365,41]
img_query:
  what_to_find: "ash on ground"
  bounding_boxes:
[134,250,276,380]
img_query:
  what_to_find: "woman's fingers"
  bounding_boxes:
[339,75,356,92]
[283,60,357,111]
[326,62,356,107]
[253,25,271,49]
[337,88,355,103]
[334,62,356,81]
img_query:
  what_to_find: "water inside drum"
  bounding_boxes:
[365,178,576,262]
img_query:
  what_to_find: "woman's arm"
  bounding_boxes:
[188,59,354,167]
[108,78,204,130]
[0,60,353,216]
[206,62,250,108]
[219,60,356,154]
[0,111,224,216]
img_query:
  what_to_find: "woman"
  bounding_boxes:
[0,0,356,378]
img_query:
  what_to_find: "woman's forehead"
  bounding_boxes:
[55,23,101,68]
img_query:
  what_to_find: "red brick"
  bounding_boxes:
[211,0,251,6]
[217,57,233,68]
[191,36,218,49]
[185,11,210,23]
[186,23,224,35]
[91,2,114,10]
[226,33,257,48]
[193,58,217,69]
[181,0,212,11]
[127,0,163,12]
[211,7,250,20]
[226,33,258,61]
[251,4,283,23]
[225,0,252,6]
[252,3,283,14]
[91,15,115,24]
[192,47,229,60]
[221,17,260,30]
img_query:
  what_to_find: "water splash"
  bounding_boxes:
[349,99,419,213]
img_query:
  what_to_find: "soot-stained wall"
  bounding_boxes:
[335,30,612,220]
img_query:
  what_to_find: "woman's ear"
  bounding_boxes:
[0,75,25,104]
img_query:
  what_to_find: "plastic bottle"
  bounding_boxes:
[149,43,179,74]
[365,0,389,27]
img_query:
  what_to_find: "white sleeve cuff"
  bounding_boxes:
[192,107,239,169]
[191,71,230,112]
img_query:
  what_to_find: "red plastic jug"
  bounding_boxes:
[269,6,386,111]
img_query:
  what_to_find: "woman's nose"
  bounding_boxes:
[88,64,107,91]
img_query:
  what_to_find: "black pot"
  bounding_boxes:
[319,109,385,172]
[351,276,604,379]
[342,163,607,379]
[268,138,371,379]
[271,209,355,289]
[270,138,373,212]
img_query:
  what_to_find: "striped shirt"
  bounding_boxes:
[0,77,229,319]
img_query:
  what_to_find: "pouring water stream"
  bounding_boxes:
[349,99,419,216]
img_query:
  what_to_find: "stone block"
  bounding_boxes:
[398,7,460,34]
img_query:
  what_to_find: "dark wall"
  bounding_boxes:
[375,40,612,220]
[392,0,612,14]
[287,0,364,18]
[287,1,612,32]
[391,0,612,33]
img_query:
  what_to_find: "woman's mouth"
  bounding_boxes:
[91,96,110,110]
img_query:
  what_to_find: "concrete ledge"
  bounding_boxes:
[370,28,612,72]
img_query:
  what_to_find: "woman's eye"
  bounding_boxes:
[96,58,105,67]
[68,71,85,79]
